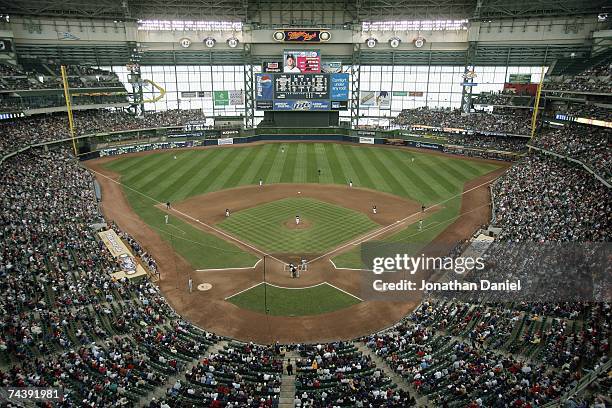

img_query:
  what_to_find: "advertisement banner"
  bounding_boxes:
[198,91,211,98]
[321,62,342,73]
[282,50,321,73]
[330,73,349,101]
[220,129,240,136]
[213,91,229,106]
[360,91,390,109]
[408,91,424,97]
[358,130,376,136]
[229,90,244,105]
[98,230,147,278]
[256,101,273,110]
[275,30,330,43]
[393,91,407,96]
[273,100,330,111]
[181,91,197,98]
[508,74,532,84]
[255,74,274,100]
[406,140,442,150]
[359,137,375,144]
[330,101,348,110]
[263,61,283,73]
[218,138,234,145]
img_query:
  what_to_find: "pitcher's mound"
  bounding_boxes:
[283,218,312,230]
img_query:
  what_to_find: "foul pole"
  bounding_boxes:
[530,66,546,139]
[60,65,78,157]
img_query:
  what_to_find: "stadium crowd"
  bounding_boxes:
[544,62,612,94]
[492,154,611,241]
[530,125,611,183]
[294,342,417,407]
[393,107,532,135]
[0,62,124,91]
[557,104,612,121]
[363,298,609,407]
[0,109,204,157]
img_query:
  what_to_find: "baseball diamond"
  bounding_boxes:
[87,142,507,325]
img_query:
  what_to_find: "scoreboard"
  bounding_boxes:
[274,74,329,100]
[255,48,348,111]
[256,72,348,111]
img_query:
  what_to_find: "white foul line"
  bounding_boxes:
[196,259,262,272]
[308,176,499,265]
[224,281,363,302]
[224,282,265,300]
[88,168,287,266]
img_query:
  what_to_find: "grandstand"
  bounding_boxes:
[0,1,610,407]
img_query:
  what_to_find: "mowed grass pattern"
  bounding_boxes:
[227,283,360,316]
[104,143,500,268]
[218,198,378,253]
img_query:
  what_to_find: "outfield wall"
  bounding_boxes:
[0,125,524,165]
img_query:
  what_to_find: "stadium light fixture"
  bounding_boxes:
[365,38,377,48]
[227,37,239,48]
[204,37,216,48]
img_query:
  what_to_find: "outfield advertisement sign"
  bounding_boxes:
[273,100,330,111]
[406,140,442,150]
[220,129,240,136]
[330,73,349,100]
[359,137,375,144]
[217,138,234,145]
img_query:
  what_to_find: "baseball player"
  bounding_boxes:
[295,215,300,225]
[372,205,377,214]
[166,202,171,210]
[421,204,426,212]
[418,220,423,231]
[349,180,353,188]
[188,278,193,293]
[259,178,263,187]
[225,208,230,217]
[164,214,169,224]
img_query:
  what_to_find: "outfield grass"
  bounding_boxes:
[120,186,259,269]
[104,143,500,268]
[217,197,378,253]
[226,283,361,316]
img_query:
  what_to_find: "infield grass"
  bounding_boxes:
[217,197,378,253]
[104,143,500,268]
[226,282,361,316]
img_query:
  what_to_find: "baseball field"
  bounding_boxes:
[91,141,505,340]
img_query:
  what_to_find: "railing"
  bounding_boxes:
[527,144,611,188]
[540,359,612,408]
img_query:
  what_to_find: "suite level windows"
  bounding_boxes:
[138,20,242,31]
[362,19,468,32]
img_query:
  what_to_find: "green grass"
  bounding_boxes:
[104,143,500,268]
[227,283,361,316]
[217,197,378,253]
[120,186,258,269]
[331,196,463,268]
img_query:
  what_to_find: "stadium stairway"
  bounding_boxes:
[138,339,229,405]
[279,350,301,408]
[355,342,431,408]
